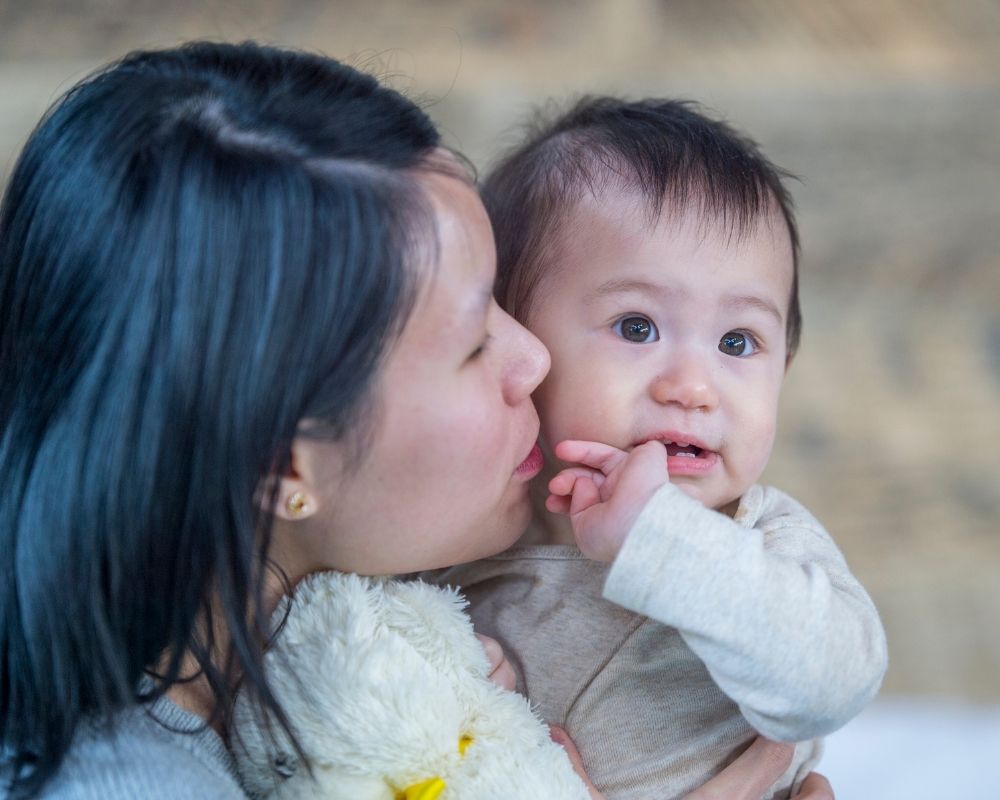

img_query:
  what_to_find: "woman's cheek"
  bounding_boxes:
[454,401,504,467]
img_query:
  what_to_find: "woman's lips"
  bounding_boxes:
[515,442,544,478]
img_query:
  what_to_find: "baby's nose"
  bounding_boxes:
[649,356,718,411]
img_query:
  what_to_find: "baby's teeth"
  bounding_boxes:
[674,451,696,458]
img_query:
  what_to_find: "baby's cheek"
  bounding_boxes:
[536,381,594,441]
[541,352,635,446]
[561,400,625,447]
[740,424,778,485]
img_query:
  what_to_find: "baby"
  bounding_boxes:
[433,98,888,800]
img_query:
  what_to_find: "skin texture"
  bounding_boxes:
[525,185,794,550]
[270,169,550,581]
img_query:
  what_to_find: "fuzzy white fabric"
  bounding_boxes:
[232,572,590,799]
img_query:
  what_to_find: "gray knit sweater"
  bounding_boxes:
[19,695,247,799]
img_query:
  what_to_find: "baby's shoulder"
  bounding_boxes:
[745,484,822,529]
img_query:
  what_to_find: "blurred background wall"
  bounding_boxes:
[2,0,998,768]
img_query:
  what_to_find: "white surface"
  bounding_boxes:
[820,697,1000,799]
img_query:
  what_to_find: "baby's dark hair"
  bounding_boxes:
[483,96,802,358]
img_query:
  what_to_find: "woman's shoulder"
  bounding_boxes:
[35,697,247,800]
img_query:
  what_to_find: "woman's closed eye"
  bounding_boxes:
[718,330,758,357]
[613,314,659,344]
[467,333,491,362]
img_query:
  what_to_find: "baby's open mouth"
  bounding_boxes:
[664,441,704,458]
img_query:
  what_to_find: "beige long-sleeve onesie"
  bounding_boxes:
[432,483,888,800]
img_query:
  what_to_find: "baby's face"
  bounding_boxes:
[525,188,794,513]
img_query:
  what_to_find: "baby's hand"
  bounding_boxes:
[475,633,516,691]
[546,439,668,562]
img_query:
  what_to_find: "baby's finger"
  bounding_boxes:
[546,493,571,515]
[475,634,518,692]
[628,439,670,476]
[609,440,670,497]
[475,634,504,673]
[554,440,627,475]
[568,475,601,517]
[489,656,517,692]
[549,467,606,496]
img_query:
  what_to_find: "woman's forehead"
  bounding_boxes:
[398,172,494,343]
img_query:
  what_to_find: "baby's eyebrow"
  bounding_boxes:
[583,280,784,325]
[583,278,673,304]
[722,293,784,324]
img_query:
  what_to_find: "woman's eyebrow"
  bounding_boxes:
[473,286,492,315]
[458,286,492,329]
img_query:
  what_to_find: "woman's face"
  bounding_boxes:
[283,171,550,577]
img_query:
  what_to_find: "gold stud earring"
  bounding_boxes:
[285,491,309,517]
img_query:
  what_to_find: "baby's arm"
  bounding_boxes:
[549,440,888,743]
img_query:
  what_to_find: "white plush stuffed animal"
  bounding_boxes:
[232,571,590,800]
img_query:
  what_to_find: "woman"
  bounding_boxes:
[0,42,831,799]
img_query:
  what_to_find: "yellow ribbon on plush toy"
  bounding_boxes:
[394,735,474,800]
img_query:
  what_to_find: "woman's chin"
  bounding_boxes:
[485,493,534,554]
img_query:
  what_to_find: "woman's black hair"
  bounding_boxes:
[0,41,440,797]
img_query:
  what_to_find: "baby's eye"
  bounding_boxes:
[719,330,757,357]
[613,315,659,344]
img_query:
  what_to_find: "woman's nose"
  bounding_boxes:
[500,311,550,405]
[649,353,718,411]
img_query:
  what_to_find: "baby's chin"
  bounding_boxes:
[673,479,742,517]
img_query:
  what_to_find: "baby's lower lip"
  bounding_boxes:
[666,450,717,475]
[515,443,544,477]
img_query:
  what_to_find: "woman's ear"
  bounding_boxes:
[265,436,340,522]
